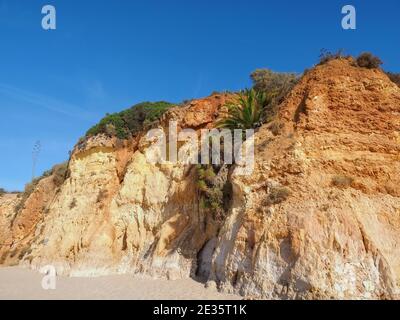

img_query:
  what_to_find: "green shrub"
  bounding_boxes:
[86,101,175,139]
[356,52,383,69]
[251,69,298,94]
[197,165,232,222]
[0,188,6,197]
[199,185,225,213]
[331,175,354,189]
[386,72,400,87]
[208,188,224,209]
[250,69,298,122]
[197,180,208,193]
[197,166,216,184]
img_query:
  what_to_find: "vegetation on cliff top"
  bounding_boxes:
[86,101,175,139]
[251,69,298,122]
[356,52,383,69]
[318,50,400,87]
[219,50,399,133]
[218,70,298,130]
[319,50,384,69]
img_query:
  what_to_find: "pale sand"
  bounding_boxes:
[0,267,241,300]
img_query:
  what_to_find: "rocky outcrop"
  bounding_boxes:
[0,60,399,299]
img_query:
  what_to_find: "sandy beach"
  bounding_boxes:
[0,267,240,300]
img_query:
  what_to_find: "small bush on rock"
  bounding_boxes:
[356,52,383,69]
[86,101,175,139]
[250,69,298,122]
[196,165,231,222]
[318,49,347,65]
[48,162,69,187]
[251,69,298,95]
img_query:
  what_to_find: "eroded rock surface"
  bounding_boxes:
[0,61,399,299]
[210,59,400,299]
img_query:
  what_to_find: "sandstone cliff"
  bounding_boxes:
[0,59,399,299]
[211,59,400,299]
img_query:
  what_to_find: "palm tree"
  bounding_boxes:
[218,89,269,130]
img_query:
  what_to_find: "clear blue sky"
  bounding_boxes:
[0,0,399,191]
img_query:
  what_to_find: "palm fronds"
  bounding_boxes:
[218,89,269,130]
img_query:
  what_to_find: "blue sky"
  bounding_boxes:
[0,0,399,191]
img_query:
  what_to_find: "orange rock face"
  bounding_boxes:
[210,59,400,299]
[182,94,231,128]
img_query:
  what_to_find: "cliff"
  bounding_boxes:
[0,59,399,299]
